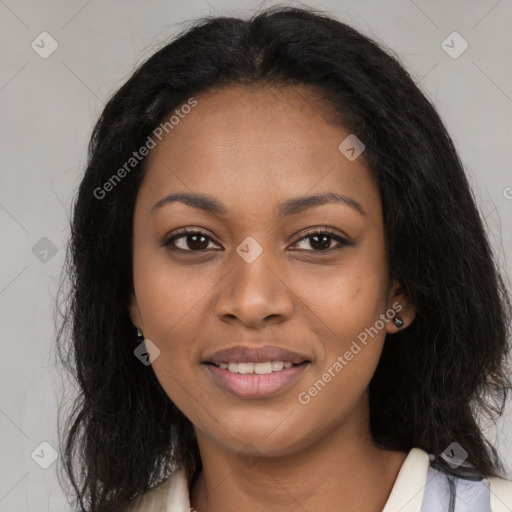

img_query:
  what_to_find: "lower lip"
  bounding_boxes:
[204,363,310,399]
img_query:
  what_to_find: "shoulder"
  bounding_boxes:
[124,468,190,512]
[488,475,512,512]
[422,460,512,512]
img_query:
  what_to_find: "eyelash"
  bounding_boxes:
[163,227,349,254]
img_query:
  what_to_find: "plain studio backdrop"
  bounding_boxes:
[0,0,511,510]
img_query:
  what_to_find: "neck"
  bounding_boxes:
[189,398,407,512]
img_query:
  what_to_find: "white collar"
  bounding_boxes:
[382,447,430,512]
[133,447,431,511]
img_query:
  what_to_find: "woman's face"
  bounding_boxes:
[129,85,413,457]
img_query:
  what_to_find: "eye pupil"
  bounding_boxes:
[310,234,331,250]
[188,234,209,250]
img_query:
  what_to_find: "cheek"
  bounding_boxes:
[135,267,209,424]
[295,275,387,427]
[133,242,214,339]
[131,243,234,389]
[290,244,389,390]
[292,259,388,339]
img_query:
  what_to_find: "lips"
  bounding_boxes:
[202,344,312,399]
[203,344,311,365]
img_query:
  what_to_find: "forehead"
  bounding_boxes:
[140,85,378,215]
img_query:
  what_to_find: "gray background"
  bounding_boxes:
[1,0,511,510]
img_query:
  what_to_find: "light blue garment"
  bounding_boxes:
[421,463,492,512]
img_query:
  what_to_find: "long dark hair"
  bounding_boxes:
[56,5,512,511]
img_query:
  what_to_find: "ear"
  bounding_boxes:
[385,279,415,334]
[128,292,143,330]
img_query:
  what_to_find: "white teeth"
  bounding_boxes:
[271,361,284,371]
[254,362,272,374]
[216,360,300,374]
[238,362,254,374]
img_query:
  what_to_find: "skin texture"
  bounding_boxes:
[129,85,415,512]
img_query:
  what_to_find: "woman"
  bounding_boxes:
[56,6,512,511]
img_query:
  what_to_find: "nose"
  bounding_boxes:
[214,248,294,329]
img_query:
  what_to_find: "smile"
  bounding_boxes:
[212,360,298,374]
[204,360,310,399]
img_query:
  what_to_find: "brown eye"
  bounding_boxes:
[164,228,221,252]
[290,229,347,252]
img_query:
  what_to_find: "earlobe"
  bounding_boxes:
[386,281,415,334]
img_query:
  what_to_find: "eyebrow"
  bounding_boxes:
[151,191,366,217]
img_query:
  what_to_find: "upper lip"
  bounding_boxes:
[203,344,311,365]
